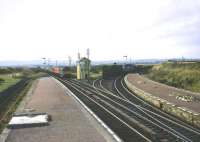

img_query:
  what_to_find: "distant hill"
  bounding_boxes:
[92,59,167,65]
[0,59,166,67]
[0,60,42,67]
[1,58,199,67]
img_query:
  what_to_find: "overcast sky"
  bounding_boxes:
[0,0,200,61]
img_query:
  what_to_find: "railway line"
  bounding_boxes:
[76,80,199,142]
[100,77,193,125]
[98,77,200,141]
[53,74,200,142]
[55,77,150,142]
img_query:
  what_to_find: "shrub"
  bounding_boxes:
[146,62,200,92]
[0,78,5,84]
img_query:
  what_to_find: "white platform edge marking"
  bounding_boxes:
[53,77,123,142]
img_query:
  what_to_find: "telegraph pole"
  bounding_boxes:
[68,56,72,67]
[42,58,46,69]
[123,55,128,64]
[87,48,90,59]
[56,60,58,67]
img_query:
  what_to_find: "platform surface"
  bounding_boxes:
[6,77,108,142]
[127,74,200,113]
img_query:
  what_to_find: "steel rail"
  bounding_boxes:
[99,79,115,95]
[113,79,194,142]
[78,78,200,136]
[80,78,200,137]
[63,79,152,142]
[119,77,200,135]
[71,79,193,142]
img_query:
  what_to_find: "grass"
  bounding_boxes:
[0,79,32,133]
[90,71,102,80]
[0,75,21,93]
[146,62,200,93]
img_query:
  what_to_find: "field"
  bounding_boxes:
[146,62,200,93]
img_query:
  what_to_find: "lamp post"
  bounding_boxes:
[123,55,128,64]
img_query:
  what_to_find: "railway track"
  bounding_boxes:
[73,79,195,142]
[52,74,200,142]
[96,77,200,142]
[54,77,150,142]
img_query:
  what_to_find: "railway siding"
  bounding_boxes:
[124,74,200,128]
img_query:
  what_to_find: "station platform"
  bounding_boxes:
[4,77,113,142]
[126,74,200,113]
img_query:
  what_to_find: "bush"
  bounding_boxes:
[146,62,200,92]
[0,78,5,84]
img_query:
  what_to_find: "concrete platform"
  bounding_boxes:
[5,77,113,142]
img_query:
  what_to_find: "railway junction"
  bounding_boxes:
[1,77,115,142]
[1,74,200,142]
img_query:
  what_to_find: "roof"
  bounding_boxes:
[79,57,91,62]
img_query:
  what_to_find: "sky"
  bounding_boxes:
[0,0,200,62]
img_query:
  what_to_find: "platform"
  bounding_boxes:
[126,74,200,113]
[5,77,112,142]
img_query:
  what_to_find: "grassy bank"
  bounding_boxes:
[0,79,32,133]
[0,74,21,93]
[146,62,200,93]
[0,71,47,133]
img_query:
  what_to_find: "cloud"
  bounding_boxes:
[0,0,200,61]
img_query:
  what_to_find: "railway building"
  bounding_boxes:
[77,57,91,80]
[102,64,123,79]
